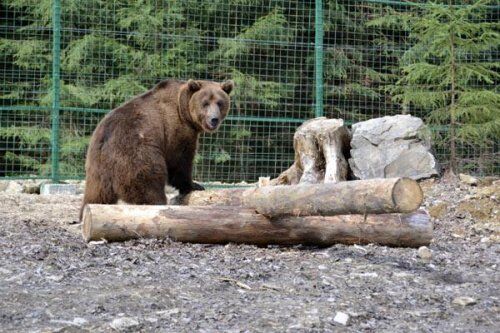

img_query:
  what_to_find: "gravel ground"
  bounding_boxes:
[0,179,498,333]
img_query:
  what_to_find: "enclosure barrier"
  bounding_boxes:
[1,0,498,181]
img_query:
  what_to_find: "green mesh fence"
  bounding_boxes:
[1,0,498,182]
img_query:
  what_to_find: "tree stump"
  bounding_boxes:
[271,117,351,185]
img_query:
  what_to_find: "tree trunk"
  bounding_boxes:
[173,178,423,217]
[82,204,432,248]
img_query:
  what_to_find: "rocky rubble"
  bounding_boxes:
[423,177,499,243]
[0,179,86,195]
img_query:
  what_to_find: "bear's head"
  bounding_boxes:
[179,79,234,133]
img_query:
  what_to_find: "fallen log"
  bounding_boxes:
[173,178,423,217]
[82,204,432,247]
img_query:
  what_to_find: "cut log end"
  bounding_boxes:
[82,205,92,242]
[392,178,423,213]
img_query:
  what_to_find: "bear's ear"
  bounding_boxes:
[221,80,234,95]
[187,79,202,92]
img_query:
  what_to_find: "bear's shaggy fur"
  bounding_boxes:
[80,79,234,220]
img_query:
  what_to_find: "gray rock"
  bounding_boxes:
[0,180,9,192]
[452,296,476,306]
[22,180,45,194]
[417,246,432,260]
[110,317,140,331]
[50,317,88,327]
[333,311,349,325]
[349,115,439,180]
[156,308,180,317]
[459,173,478,186]
[2,181,23,193]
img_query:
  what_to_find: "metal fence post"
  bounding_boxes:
[314,0,324,118]
[51,0,61,182]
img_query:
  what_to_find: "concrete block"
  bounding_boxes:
[40,183,77,195]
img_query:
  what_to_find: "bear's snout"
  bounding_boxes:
[210,117,219,127]
[205,104,222,131]
[206,116,220,130]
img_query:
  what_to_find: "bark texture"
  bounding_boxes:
[175,178,423,217]
[82,204,432,247]
[271,117,351,185]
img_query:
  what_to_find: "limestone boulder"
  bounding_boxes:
[349,115,439,180]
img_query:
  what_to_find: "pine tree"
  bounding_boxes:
[323,0,393,121]
[0,0,206,177]
[1,0,498,179]
[373,0,499,174]
[0,0,315,180]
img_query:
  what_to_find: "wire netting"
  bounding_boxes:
[1,0,498,182]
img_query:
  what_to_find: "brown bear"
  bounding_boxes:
[80,79,234,220]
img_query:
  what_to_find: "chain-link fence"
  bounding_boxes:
[1,0,498,182]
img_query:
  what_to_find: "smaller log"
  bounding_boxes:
[174,178,423,217]
[82,204,433,247]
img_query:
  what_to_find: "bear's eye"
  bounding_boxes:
[202,102,210,108]
[217,101,224,109]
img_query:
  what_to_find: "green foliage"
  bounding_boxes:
[0,124,89,176]
[371,0,500,172]
[0,39,50,70]
[230,70,284,109]
[230,127,252,140]
[58,132,89,176]
[215,9,292,59]
[213,150,231,164]
[4,151,45,172]
[0,126,51,146]
[322,1,397,120]
[366,7,413,31]
[2,0,314,180]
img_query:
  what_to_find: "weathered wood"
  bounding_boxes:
[272,117,351,185]
[174,178,423,217]
[82,204,432,247]
[170,188,247,206]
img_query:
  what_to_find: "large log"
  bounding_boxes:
[82,204,432,247]
[173,178,423,217]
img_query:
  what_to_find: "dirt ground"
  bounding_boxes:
[0,179,498,333]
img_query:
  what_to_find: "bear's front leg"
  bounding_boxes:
[169,170,204,194]
[168,159,204,195]
[190,182,205,191]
